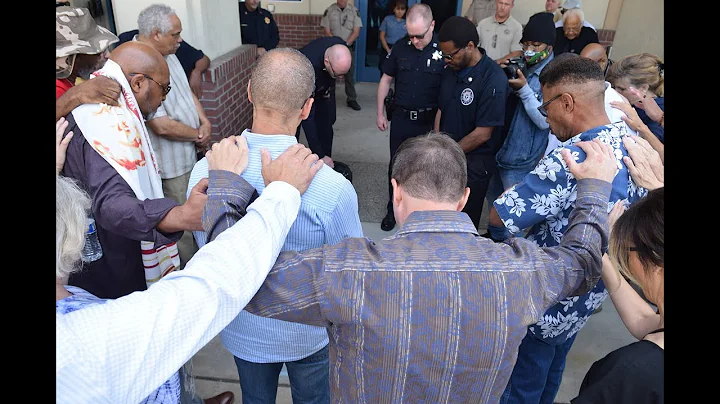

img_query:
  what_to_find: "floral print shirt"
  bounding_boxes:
[493,122,648,344]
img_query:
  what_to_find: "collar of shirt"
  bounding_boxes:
[241,128,298,157]
[455,51,487,84]
[395,210,479,236]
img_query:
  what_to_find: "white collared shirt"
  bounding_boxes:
[56,181,301,403]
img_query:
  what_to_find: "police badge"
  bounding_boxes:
[461,88,474,106]
[265,17,270,24]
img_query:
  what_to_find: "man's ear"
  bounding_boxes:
[152,29,163,42]
[391,178,402,207]
[247,80,253,103]
[129,74,144,95]
[300,96,314,120]
[456,187,471,212]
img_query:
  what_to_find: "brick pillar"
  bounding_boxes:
[199,45,257,142]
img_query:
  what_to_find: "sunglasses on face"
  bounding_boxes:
[407,24,431,40]
[537,93,563,117]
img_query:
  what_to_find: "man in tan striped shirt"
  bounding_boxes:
[135,3,212,270]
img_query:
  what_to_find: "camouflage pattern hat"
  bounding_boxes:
[56,6,119,79]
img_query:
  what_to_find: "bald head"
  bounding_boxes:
[580,43,606,63]
[110,41,168,78]
[325,44,352,76]
[250,48,315,114]
[580,42,609,73]
[406,3,433,25]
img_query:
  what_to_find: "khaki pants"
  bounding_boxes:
[162,171,198,270]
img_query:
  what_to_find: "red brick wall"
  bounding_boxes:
[597,29,615,50]
[275,14,325,49]
[199,45,256,141]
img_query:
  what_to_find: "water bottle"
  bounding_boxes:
[81,215,103,263]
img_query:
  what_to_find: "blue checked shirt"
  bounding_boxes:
[188,129,363,362]
[494,122,648,345]
[203,168,614,403]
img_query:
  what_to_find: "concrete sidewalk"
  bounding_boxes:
[192,82,636,403]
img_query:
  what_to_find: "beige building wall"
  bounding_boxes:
[610,0,663,60]
[110,0,243,60]
[461,0,610,29]
[266,0,342,14]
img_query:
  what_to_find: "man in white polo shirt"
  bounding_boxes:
[475,0,523,64]
[134,3,212,271]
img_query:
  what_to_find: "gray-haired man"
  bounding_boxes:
[202,129,620,402]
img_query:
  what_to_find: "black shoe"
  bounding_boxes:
[347,100,362,111]
[381,212,396,231]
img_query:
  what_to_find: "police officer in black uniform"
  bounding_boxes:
[240,0,280,56]
[436,16,510,230]
[296,36,353,166]
[376,3,445,231]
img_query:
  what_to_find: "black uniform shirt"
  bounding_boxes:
[383,34,446,109]
[438,47,509,156]
[240,3,280,51]
[299,36,346,96]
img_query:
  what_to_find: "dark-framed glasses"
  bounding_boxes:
[441,46,464,61]
[129,72,171,96]
[537,93,563,117]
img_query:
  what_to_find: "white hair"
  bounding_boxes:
[138,3,177,36]
[563,7,585,23]
[56,175,91,280]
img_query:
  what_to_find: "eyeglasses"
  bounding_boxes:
[326,61,338,78]
[522,43,546,51]
[537,93,563,117]
[628,247,639,252]
[441,46,465,61]
[129,72,171,96]
[407,23,431,40]
[492,34,497,48]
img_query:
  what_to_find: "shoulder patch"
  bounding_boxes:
[356,9,360,17]
[324,9,328,16]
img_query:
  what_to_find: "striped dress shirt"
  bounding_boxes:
[56,181,302,403]
[146,52,199,179]
[205,169,613,403]
[188,129,363,362]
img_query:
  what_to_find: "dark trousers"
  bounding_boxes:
[345,45,357,102]
[463,154,497,229]
[386,109,435,216]
[296,90,336,158]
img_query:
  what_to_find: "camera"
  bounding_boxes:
[503,57,527,79]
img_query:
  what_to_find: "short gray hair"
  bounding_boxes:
[56,175,91,280]
[138,3,177,36]
[563,7,585,24]
[249,48,315,115]
[391,132,467,203]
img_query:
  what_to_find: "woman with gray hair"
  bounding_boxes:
[55,174,182,403]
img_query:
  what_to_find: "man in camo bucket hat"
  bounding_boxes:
[56,6,118,81]
[56,6,122,119]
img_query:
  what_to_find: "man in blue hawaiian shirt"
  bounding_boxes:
[490,53,648,404]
